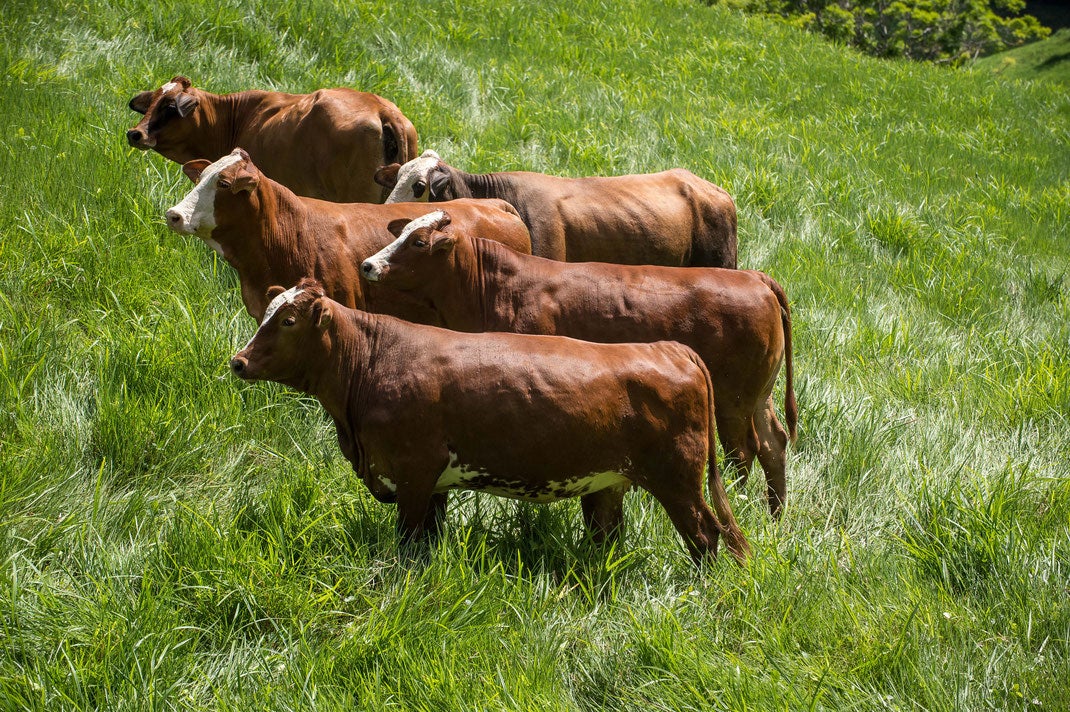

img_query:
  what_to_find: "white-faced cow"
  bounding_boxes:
[128,76,418,203]
[165,149,531,325]
[374,149,737,267]
[362,211,797,516]
[229,278,750,564]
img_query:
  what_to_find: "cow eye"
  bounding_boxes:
[412,181,426,198]
[218,179,231,189]
[413,239,428,248]
[282,316,296,327]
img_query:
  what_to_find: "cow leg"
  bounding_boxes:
[422,493,448,540]
[395,481,438,545]
[716,412,756,486]
[639,462,744,565]
[651,491,723,565]
[580,484,628,544]
[754,395,789,518]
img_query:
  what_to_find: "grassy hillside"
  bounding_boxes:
[1,0,1068,709]
[974,28,1070,85]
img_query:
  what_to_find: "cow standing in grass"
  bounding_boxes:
[128,76,418,203]
[165,149,531,325]
[229,276,750,563]
[362,211,796,516]
[375,149,738,267]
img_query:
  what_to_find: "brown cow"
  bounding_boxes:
[165,150,531,324]
[362,211,797,516]
[128,76,418,203]
[374,149,737,268]
[229,278,750,564]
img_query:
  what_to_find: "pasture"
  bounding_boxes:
[975,27,1070,86]
[1,0,1067,708]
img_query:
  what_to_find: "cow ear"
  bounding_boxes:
[129,91,153,114]
[229,155,260,193]
[374,164,400,188]
[182,159,212,183]
[430,232,457,254]
[265,285,286,302]
[174,92,198,117]
[230,172,259,193]
[429,169,450,200]
[312,297,332,330]
[386,218,411,238]
[431,211,452,232]
[171,76,192,90]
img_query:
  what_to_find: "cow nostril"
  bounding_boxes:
[126,129,142,143]
[165,210,183,228]
[361,261,373,274]
[230,358,246,375]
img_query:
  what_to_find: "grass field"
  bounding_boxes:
[1,0,1068,709]
[974,28,1070,86]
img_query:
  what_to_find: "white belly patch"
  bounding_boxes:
[433,452,629,503]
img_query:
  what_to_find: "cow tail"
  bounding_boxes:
[381,110,419,166]
[688,348,750,562]
[759,272,797,444]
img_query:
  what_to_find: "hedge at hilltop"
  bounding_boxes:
[708,0,1050,63]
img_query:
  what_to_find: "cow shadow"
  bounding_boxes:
[337,490,691,605]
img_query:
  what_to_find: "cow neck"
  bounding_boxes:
[456,171,513,203]
[198,89,268,162]
[228,181,315,319]
[472,238,541,331]
[320,309,395,430]
[425,236,489,333]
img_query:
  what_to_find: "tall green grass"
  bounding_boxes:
[1,0,1067,709]
[974,28,1070,86]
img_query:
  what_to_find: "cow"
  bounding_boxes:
[374,149,737,268]
[128,76,418,203]
[165,149,531,325]
[229,277,750,564]
[361,211,797,517]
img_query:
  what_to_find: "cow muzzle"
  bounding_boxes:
[126,128,155,149]
[229,356,249,378]
[360,259,384,282]
[165,208,188,233]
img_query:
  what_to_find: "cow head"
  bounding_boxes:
[165,148,261,249]
[230,278,333,387]
[360,210,454,288]
[377,149,453,203]
[126,76,201,152]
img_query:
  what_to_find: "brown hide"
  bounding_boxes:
[230,281,749,563]
[381,157,737,267]
[365,226,796,516]
[128,76,418,202]
[173,155,531,324]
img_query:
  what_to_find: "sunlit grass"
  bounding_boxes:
[0,0,1067,709]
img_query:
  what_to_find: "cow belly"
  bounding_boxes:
[433,452,629,503]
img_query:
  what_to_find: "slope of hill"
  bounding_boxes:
[975,27,1070,85]
[0,0,1067,709]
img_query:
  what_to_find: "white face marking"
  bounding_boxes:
[160,81,178,93]
[433,452,630,503]
[165,150,243,237]
[384,149,441,203]
[242,286,304,349]
[361,209,447,281]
